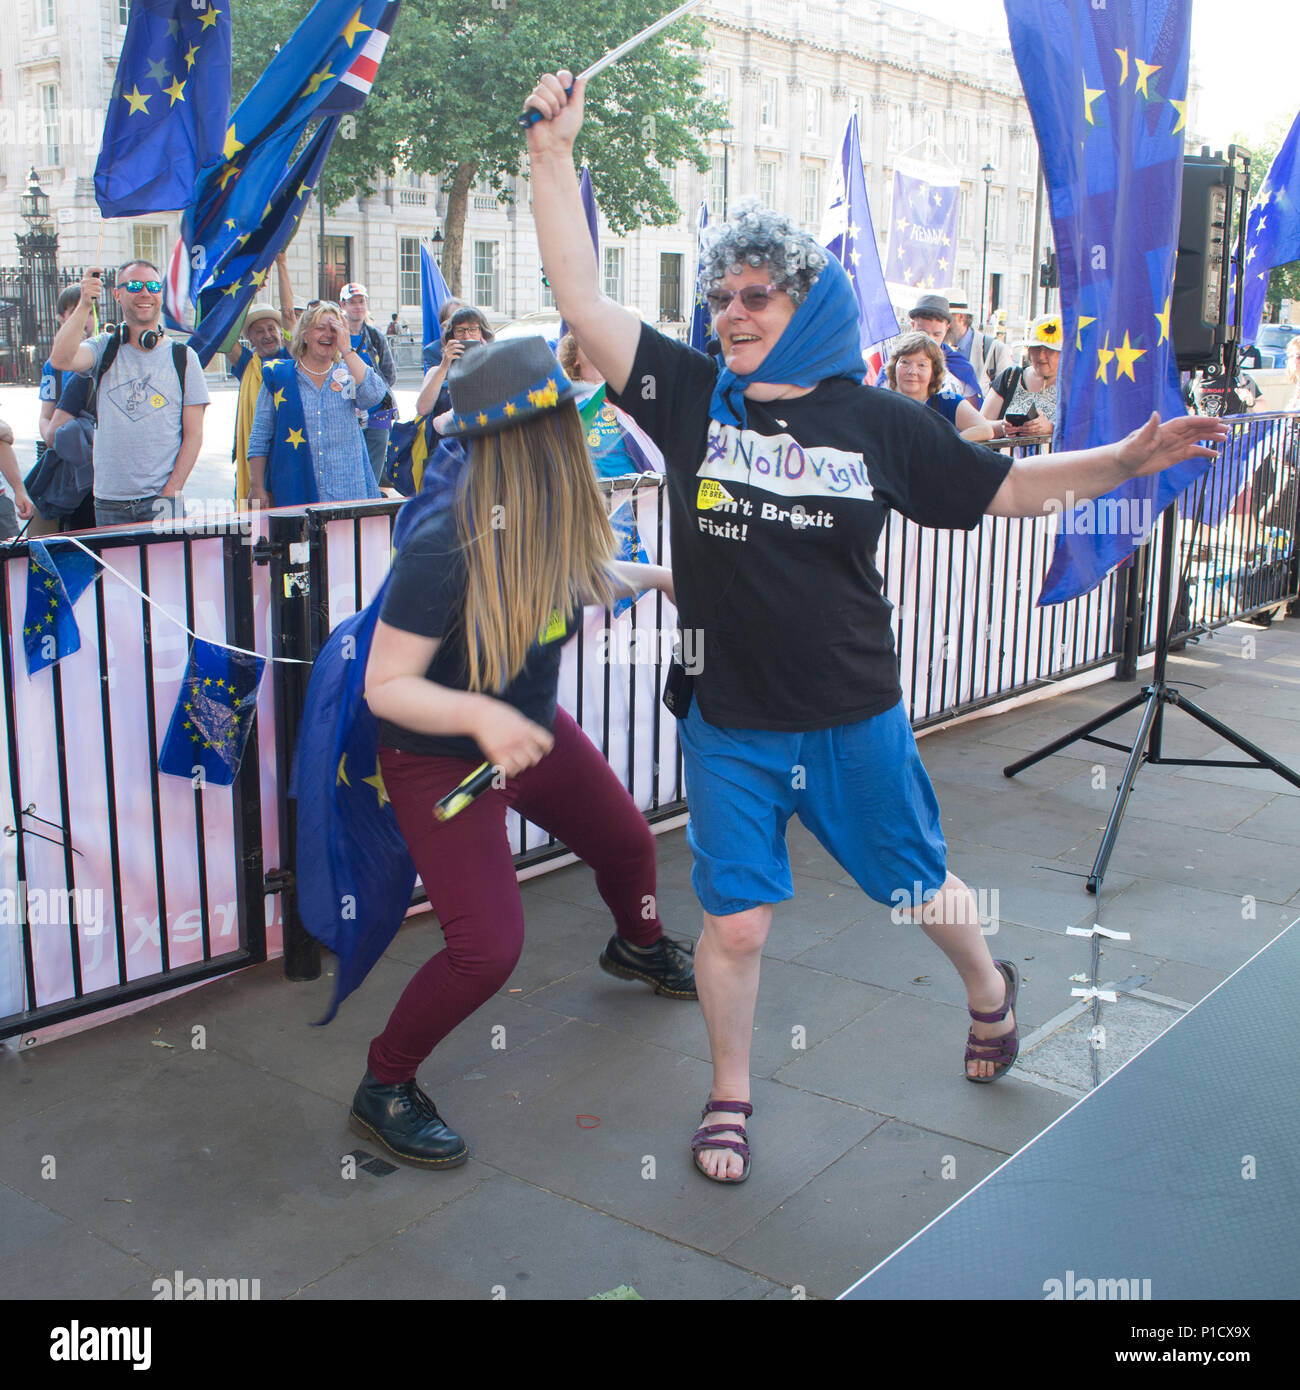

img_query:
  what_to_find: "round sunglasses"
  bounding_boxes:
[705,285,786,315]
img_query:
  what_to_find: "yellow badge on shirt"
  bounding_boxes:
[538,609,567,645]
[697,479,734,510]
[150,394,165,409]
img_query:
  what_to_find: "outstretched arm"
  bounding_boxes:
[985,412,1230,518]
[524,71,641,394]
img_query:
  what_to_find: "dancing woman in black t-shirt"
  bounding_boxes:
[524,69,1230,1185]
[350,337,694,1169]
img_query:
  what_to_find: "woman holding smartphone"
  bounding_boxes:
[350,335,694,1169]
[983,314,1062,442]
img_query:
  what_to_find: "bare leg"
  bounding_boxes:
[691,904,773,1179]
[904,872,1013,1079]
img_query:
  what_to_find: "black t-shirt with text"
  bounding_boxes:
[377,508,578,761]
[607,324,1014,731]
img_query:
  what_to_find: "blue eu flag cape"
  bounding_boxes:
[1007,0,1209,606]
[94,0,231,217]
[292,438,468,1024]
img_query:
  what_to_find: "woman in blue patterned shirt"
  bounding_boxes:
[247,301,386,507]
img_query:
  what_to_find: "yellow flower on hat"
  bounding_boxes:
[1037,317,1063,346]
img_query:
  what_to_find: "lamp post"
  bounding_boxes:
[17,166,59,382]
[979,161,995,332]
[719,124,732,220]
[431,227,444,267]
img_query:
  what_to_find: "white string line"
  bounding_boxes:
[53,535,314,666]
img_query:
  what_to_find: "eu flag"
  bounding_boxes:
[166,1,399,343]
[821,113,897,355]
[1241,107,1300,344]
[559,167,601,340]
[1007,0,1208,605]
[688,201,712,352]
[22,540,102,677]
[158,638,265,787]
[884,162,959,295]
[291,452,467,1024]
[94,0,231,218]
[420,243,452,351]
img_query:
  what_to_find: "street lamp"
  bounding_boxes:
[718,124,732,220]
[16,167,59,382]
[431,226,444,267]
[20,167,52,231]
[979,161,995,332]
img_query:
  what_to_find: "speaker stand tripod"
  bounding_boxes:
[1003,500,1300,893]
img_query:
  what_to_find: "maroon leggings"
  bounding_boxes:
[367,708,664,1082]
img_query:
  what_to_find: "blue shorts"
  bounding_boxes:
[677,698,948,917]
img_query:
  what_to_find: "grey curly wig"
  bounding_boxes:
[700,198,829,308]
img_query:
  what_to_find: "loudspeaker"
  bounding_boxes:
[1171,149,1249,372]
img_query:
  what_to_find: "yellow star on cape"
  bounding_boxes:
[1114,331,1147,382]
[1075,314,1097,352]
[304,66,335,97]
[250,268,269,288]
[363,762,389,808]
[217,162,240,191]
[203,677,212,688]
[341,8,372,46]
[895,216,908,232]
[1134,59,1161,98]
[223,123,243,160]
[224,219,236,230]
[1096,332,1114,384]
[1083,74,1104,126]
[272,388,286,408]
[200,5,222,31]
[336,753,350,787]
[222,279,243,297]
[1169,99,1187,135]
[164,76,187,106]
[184,44,200,71]
[1114,48,1129,86]
[1154,297,1171,344]
[123,85,151,116]
[286,427,306,449]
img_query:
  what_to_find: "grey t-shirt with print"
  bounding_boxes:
[85,332,210,500]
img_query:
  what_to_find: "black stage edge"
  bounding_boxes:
[842,919,1300,1302]
[1003,500,1300,892]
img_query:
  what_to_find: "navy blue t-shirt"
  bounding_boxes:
[376,507,578,761]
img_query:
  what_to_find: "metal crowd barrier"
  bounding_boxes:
[3,411,1295,1039]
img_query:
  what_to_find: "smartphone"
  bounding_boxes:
[1005,404,1039,426]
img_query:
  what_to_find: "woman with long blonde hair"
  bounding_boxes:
[353,337,694,1169]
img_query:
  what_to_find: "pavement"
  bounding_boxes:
[3,613,1299,1302]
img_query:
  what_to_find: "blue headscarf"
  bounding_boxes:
[708,254,868,429]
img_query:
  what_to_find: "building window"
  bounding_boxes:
[925,110,938,148]
[39,84,60,165]
[958,186,970,239]
[38,0,56,30]
[760,78,778,127]
[957,268,970,300]
[801,165,821,228]
[888,104,902,149]
[399,237,421,307]
[1017,197,1032,245]
[132,224,165,271]
[659,253,683,322]
[988,192,1002,242]
[472,176,498,213]
[709,154,727,217]
[711,68,731,103]
[118,0,129,23]
[758,160,776,207]
[1019,273,1031,317]
[1019,131,1035,177]
[957,118,970,164]
[602,246,625,302]
[396,169,426,207]
[473,240,501,308]
[322,235,352,301]
[805,87,822,137]
[988,126,1002,169]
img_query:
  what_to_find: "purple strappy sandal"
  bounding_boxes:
[964,959,1020,1083]
[691,1099,753,1183]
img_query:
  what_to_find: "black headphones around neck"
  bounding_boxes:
[117,322,163,351]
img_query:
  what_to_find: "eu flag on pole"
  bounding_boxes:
[883,161,959,295]
[166,1,399,339]
[420,243,452,351]
[1006,0,1207,606]
[821,113,897,356]
[1240,107,1300,345]
[688,201,712,352]
[95,0,231,217]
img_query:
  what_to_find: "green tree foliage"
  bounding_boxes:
[1234,119,1300,323]
[230,0,726,295]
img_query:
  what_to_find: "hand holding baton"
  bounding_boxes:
[434,761,497,821]
[518,0,707,128]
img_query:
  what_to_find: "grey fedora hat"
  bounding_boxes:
[908,293,952,322]
[442,336,577,438]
